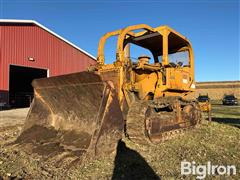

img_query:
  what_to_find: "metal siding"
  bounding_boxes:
[0,24,96,91]
[0,26,2,89]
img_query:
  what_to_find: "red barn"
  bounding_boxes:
[0,19,96,108]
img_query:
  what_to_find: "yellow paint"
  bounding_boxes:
[199,102,212,112]
[95,24,195,109]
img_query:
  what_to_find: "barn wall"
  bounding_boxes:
[0,24,96,91]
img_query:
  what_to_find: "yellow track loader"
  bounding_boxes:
[17,24,201,160]
[197,94,211,121]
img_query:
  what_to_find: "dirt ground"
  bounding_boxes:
[0,105,239,179]
[0,108,28,127]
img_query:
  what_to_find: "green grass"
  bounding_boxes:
[212,106,239,117]
[211,104,240,128]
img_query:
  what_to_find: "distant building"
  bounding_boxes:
[0,19,96,108]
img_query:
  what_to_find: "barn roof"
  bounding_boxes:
[0,19,96,60]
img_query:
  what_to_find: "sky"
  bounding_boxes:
[0,0,239,81]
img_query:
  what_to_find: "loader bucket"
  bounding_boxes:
[16,71,124,164]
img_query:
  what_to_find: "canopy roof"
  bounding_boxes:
[126,26,190,56]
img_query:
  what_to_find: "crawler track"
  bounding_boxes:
[126,101,150,145]
[126,97,201,145]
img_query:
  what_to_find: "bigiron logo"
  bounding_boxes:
[181,160,237,179]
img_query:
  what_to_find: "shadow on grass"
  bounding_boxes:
[112,140,160,180]
[212,117,240,129]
